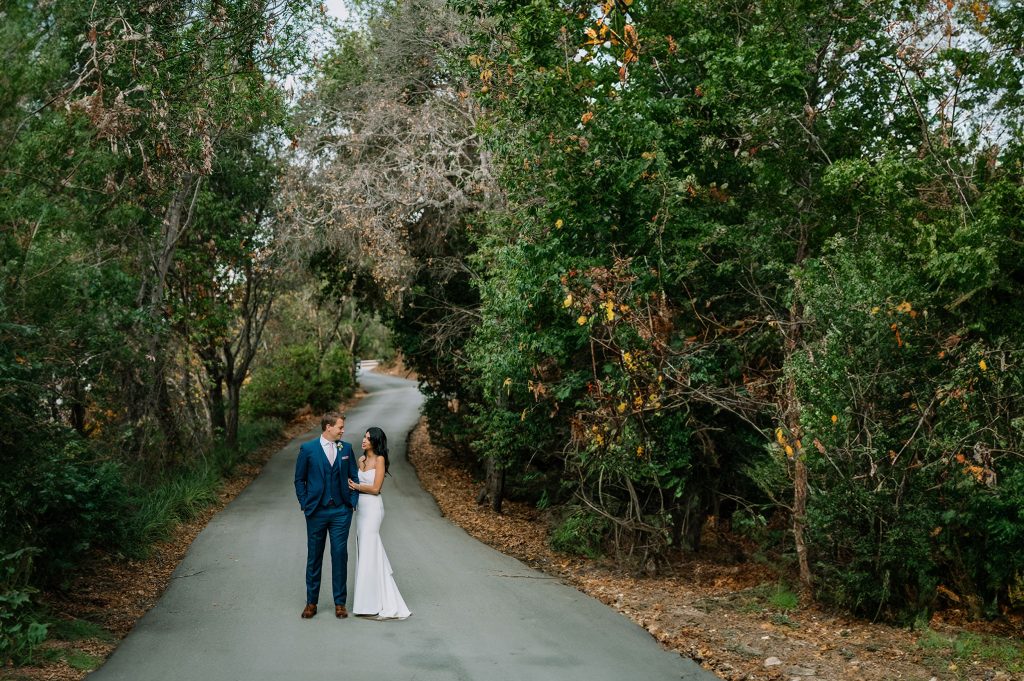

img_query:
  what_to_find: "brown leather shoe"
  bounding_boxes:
[301,604,317,619]
[335,605,348,619]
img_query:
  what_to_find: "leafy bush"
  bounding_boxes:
[795,237,1024,619]
[550,508,609,558]
[242,343,354,420]
[0,548,48,666]
[1,438,131,588]
[242,343,319,420]
[311,344,355,412]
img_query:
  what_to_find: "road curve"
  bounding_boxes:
[87,369,719,681]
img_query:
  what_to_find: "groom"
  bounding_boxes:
[294,412,360,619]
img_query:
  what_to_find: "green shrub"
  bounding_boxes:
[550,508,609,558]
[234,417,286,453]
[242,343,354,420]
[311,344,355,412]
[1,437,131,587]
[124,416,287,554]
[242,343,319,420]
[795,239,1024,619]
[0,548,48,666]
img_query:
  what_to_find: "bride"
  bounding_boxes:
[347,427,411,620]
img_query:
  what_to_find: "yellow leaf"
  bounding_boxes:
[563,293,574,308]
[577,315,589,326]
[775,427,785,444]
[784,445,795,458]
[581,111,594,125]
[623,24,638,48]
[979,359,988,371]
[870,306,880,315]
[555,218,563,229]
[636,445,644,456]
[617,402,627,413]
[831,414,838,424]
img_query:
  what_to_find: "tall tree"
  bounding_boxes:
[283,0,496,466]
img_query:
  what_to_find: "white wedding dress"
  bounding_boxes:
[352,468,411,619]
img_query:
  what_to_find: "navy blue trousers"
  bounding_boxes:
[305,503,353,606]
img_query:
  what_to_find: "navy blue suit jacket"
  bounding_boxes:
[294,437,359,516]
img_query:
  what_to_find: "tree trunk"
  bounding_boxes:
[347,315,360,387]
[70,378,86,435]
[129,176,203,462]
[786,280,813,592]
[486,456,505,513]
[222,260,277,450]
[225,380,241,451]
[209,375,226,433]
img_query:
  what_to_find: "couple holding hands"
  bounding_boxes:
[293,412,411,621]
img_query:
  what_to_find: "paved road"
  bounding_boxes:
[88,370,719,681]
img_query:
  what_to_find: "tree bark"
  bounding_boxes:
[129,176,203,462]
[486,455,505,514]
[225,380,241,451]
[786,280,813,592]
[222,260,276,448]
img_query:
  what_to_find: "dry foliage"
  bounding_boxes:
[280,0,497,304]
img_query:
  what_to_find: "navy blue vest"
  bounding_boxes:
[316,456,346,508]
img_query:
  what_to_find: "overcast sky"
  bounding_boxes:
[323,0,349,21]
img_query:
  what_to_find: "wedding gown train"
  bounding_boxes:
[352,468,411,619]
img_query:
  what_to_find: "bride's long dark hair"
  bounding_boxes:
[366,427,390,475]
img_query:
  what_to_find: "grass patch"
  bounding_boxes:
[64,649,102,671]
[732,582,800,614]
[123,417,286,556]
[33,644,105,671]
[49,617,112,642]
[917,628,1024,675]
[770,612,798,627]
[768,586,799,611]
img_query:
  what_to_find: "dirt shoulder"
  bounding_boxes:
[406,418,1023,681]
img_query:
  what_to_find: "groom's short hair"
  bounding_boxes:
[321,412,344,431]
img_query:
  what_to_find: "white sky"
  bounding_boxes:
[323,0,350,21]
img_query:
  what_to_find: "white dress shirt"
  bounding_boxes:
[319,436,337,466]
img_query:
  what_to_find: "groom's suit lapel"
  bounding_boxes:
[316,440,330,476]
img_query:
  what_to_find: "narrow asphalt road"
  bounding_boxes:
[87,369,719,681]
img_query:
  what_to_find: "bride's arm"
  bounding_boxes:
[348,457,386,495]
